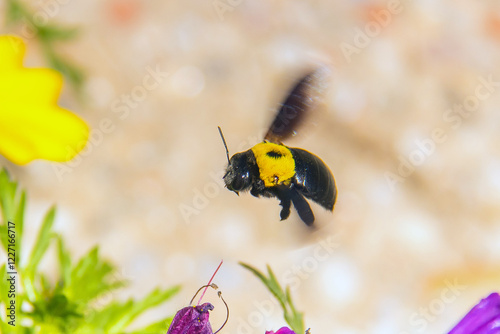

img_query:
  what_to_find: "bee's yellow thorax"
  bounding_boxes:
[251,142,295,188]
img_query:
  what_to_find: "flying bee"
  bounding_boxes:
[219,68,337,226]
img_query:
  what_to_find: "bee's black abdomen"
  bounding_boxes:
[290,148,337,211]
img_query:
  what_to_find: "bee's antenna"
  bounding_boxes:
[218,126,230,164]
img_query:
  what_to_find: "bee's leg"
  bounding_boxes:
[290,187,314,226]
[279,194,291,221]
[273,186,292,220]
[250,180,266,197]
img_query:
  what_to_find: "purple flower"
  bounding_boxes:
[167,302,214,334]
[265,327,296,334]
[449,292,500,334]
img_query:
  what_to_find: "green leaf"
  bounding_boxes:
[31,288,82,327]
[25,207,56,273]
[44,48,85,94]
[37,25,79,41]
[240,262,305,334]
[0,168,18,224]
[5,0,25,24]
[4,0,86,96]
[56,235,72,287]
[240,262,287,310]
[0,170,25,271]
[89,285,181,333]
[266,265,287,305]
[284,287,304,334]
[86,299,135,332]
[65,247,125,305]
[23,206,56,301]
[0,167,180,332]
[109,285,181,332]
[130,315,175,334]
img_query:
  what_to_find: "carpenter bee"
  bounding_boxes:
[220,68,337,226]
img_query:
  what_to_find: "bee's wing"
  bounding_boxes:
[264,67,331,144]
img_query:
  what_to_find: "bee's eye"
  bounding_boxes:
[223,153,252,192]
[230,171,250,191]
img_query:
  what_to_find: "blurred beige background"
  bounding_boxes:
[2,0,500,333]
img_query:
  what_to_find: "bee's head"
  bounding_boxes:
[223,152,253,193]
[219,126,254,194]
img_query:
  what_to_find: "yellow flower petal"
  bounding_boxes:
[0,68,63,105]
[0,36,25,71]
[0,106,89,165]
[0,35,89,165]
